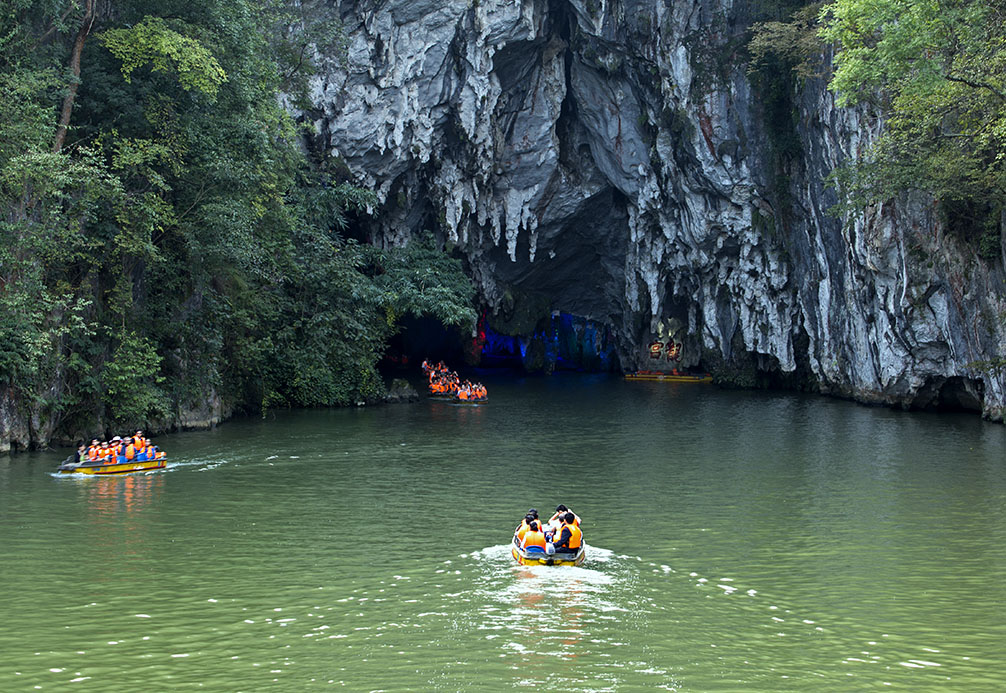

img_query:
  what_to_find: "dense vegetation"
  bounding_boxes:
[753,0,1006,256]
[0,0,475,442]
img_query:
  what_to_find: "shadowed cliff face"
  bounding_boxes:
[305,0,1006,419]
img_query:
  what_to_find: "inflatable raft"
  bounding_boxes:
[511,535,585,567]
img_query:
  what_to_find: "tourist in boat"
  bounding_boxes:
[123,437,137,460]
[547,504,580,530]
[520,520,548,551]
[75,441,87,464]
[551,512,583,552]
[515,513,535,542]
[515,508,541,539]
[88,439,100,461]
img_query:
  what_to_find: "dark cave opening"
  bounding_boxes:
[380,315,469,372]
[910,375,985,413]
[381,311,621,375]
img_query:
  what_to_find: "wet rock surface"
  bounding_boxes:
[385,378,421,404]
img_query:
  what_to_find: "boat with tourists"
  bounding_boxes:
[624,370,712,383]
[57,456,167,475]
[422,360,488,403]
[56,432,167,475]
[512,505,585,566]
[511,535,585,566]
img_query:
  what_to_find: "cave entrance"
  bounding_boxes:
[479,311,621,373]
[381,315,469,372]
[382,312,622,375]
[910,375,985,413]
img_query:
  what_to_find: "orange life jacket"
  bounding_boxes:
[125,444,136,460]
[522,530,547,550]
[515,521,531,542]
[563,522,583,549]
[88,446,98,461]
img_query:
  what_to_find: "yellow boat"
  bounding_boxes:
[57,456,167,475]
[624,370,712,383]
[511,535,586,566]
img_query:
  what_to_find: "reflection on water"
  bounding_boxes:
[2,375,1006,691]
[82,472,165,519]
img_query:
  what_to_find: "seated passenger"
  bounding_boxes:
[552,512,583,553]
[515,513,535,542]
[123,437,136,460]
[88,439,100,462]
[548,504,580,530]
[521,521,547,551]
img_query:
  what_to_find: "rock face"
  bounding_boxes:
[385,378,420,403]
[305,0,1006,419]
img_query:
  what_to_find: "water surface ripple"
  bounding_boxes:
[2,374,1005,690]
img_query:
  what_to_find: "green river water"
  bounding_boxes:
[2,373,1006,691]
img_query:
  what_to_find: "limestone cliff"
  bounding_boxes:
[302,0,1006,418]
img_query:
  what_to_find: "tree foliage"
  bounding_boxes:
[818,0,1006,247]
[100,17,227,95]
[0,0,476,439]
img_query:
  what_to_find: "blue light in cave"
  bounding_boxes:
[480,311,618,370]
[480,323,522,364]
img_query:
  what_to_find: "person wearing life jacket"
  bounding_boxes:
[123,437,137,460]
[521,520,548,551]
[88,439,100,462]
[133,431,147,460]
[514,514,534,543]
[514,508,540,541]
[552,512,583,552]
[99,441,112,463]
[150,440,166,459]
[547,504,580,531]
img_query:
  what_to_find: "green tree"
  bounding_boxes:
[103,330,167,426]
[1,0,478,446]
[818,0,1006,252]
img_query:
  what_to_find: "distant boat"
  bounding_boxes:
[624,370,712,383]
[57,454,167,475]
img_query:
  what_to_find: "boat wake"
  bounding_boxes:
[465,543,640,618]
